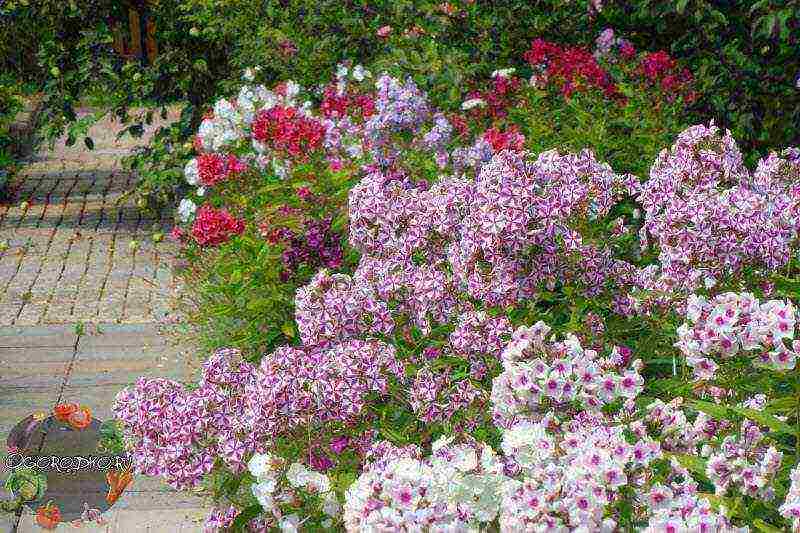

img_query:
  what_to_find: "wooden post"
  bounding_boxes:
[145,19,158,63]
[112,24,126,55]
[128,7,142,59]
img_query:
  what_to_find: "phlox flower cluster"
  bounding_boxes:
[251,105,326,160]
[245,453,340,531]
[190,205,245,247]
[642,398,725,453]
[638,123,800,297]
[499,417,660,532]
[113,349,260,490]
[481,125,525,152]
[593,28,636,61]
[294,269,394,346]
[184,152,248,187]
[203,505,239,533]
[780,464,800,531]
[702,396,783,501]
[491,321,644,428]
[408,368,485,426]
[643,395,784,504]
[524,37,619,98]
[342,437,509,531]
[362,75,432,166]
[241,340,404,439]
[640,51,693,95]
[278,217,344,280]
[642,459,747,533]
[675,292,798,380]
[464,70,522,120]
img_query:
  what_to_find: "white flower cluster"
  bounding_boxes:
[499,419,659,531]
[676,292,798,380]
[247,453,340,531]
[643,459,749,533]
[491,321,644,427]
[780,464,800,531]
[461,97,486,110]
[343,437,510,532]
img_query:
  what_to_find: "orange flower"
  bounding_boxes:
[53,403,78,422]
[67,406,92,430]
[35,501,61,530]
[106,467,133,505]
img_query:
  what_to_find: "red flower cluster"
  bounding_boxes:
[320,85,376,119]
[449,113,469,138]
[524,38,618,98]
[640,51,694,98]
[483,126,525,152]
[640,51,676,80]
[197,153,247,187]
[190,205,245,247]
[466,74,521,119]
[251,106,326,159]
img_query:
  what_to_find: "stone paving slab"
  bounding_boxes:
[16,507,209,532]
[0,325,78,348]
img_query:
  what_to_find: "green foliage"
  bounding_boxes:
[599,0,800,166]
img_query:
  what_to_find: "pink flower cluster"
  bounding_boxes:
[113,349,261,490]
[524,38,619,98]
[190,205,245,247]
[640,50,693,95]
[465,72,522,120]
[482,125,525,152]
[676,292,798,380]
[320,83,375,119]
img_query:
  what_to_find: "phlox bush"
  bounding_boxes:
[115,37,800,531]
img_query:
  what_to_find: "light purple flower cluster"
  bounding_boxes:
[203,505,239,533]
[408,368,484,425]
[363,75,431,166]
[294,269,393,346]
[449,310,512,359]
[638,123,800,297]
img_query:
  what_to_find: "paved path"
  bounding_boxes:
[1,110,210,531]
[0,109,180,326]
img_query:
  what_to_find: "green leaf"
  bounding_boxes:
[675,0,689,15]
[668,452,709,481]
[753,519,785,533]
[730,406,795,435]
[690,399,731,420]
[281,321,295,338]
[229,504,262,531]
